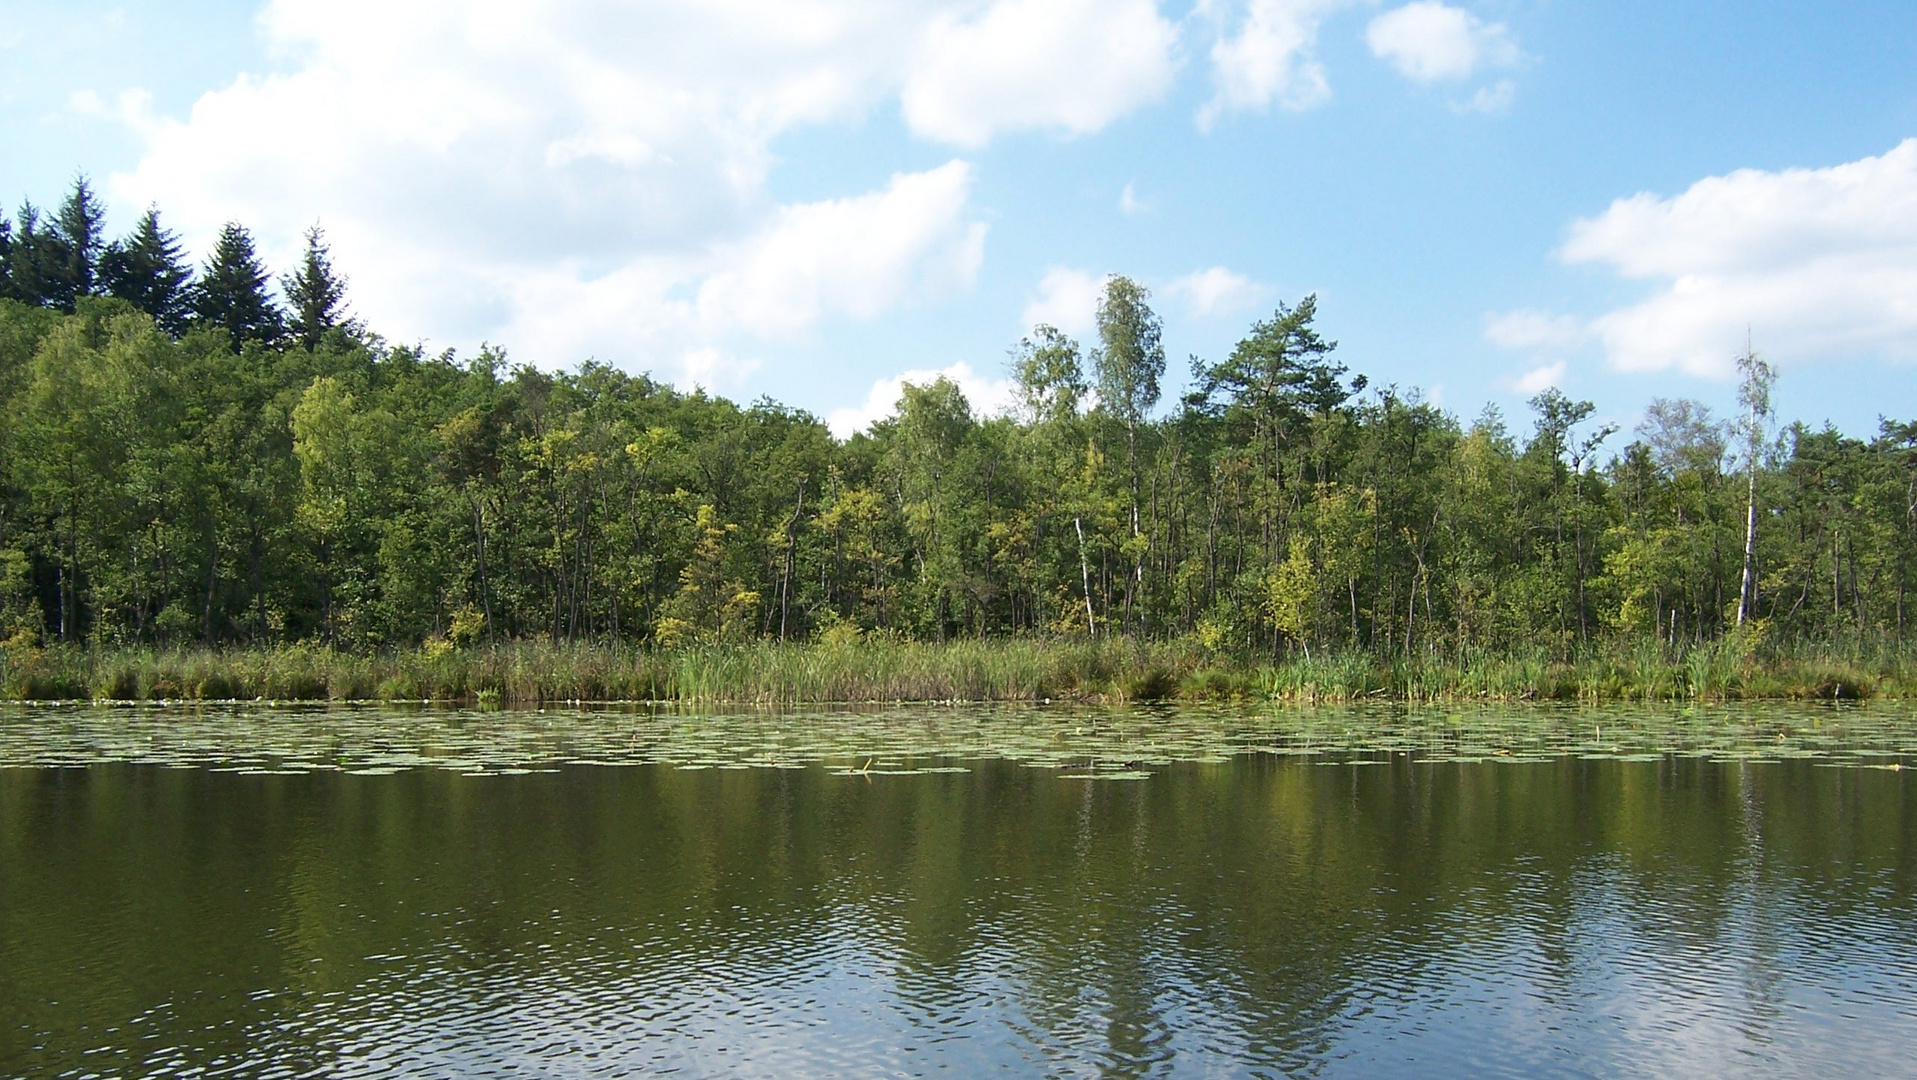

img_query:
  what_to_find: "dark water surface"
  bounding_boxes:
[3,704,1916,1077]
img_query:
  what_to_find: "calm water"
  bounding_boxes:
[3,704,1916,1077]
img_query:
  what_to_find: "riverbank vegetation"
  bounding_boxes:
[1,638,1908,705]
[5,179,1917,704]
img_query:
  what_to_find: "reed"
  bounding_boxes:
[1,636,1912,704]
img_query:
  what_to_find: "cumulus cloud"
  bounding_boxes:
[1484,309,1584,351]
[1165,266,1265,318]
[678,347,762,394]
[826,361,1018,438]
[96,0,1180,385]
[695,162,986,336]
[1198,0,1346,129]
[1562,138,1917,376]
[1021,267,1104,337]
[1366,2,1519,83]
[1512,360,1566,395]
[1119,182,1147,215]
[902,0,1179,147]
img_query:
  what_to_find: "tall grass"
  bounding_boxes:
[0,637,1192,704]
[1,636,1912,704]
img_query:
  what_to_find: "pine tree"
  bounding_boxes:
[282,225,352,348]
[193,222,283,349]
[52,176,107,303]
[101,207,194,335]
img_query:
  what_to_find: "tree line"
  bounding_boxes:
[3,178,1915,655]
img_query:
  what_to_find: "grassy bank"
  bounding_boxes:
[3,637,1914,705]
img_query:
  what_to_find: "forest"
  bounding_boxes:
[4,178,1916,688]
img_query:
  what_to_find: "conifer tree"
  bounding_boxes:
[52,176,107,304]
[193,222,283,348]
[101,207,194,335]
[283,225,352,348]
[2,202,74,308]
[1194,294,1359,495]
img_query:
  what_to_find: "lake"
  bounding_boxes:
[3,703,1915,1077]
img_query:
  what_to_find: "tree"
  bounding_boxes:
[194,223,283,349]
[1637,398,1727,478]
[1,202,73,308]
[1010,324,1094,633]
[1093,275,1165,459]
[655,504,759,645]
[283,225,353,349]
[1735,345,1776,627]
[101,207,194,335]
[1011,324,1086,425]
[52,177,108,305]
[1195,294,1358,498]
[1093,276,1165,628]
[886,377,981,638]
[13,309,171,640]
[1525,389,1616,639]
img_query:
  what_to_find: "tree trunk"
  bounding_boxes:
[779,481,804,641]
[1737,463,1759,627]
[1075,515,1095,635]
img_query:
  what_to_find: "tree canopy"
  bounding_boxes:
[1,180,1912,656]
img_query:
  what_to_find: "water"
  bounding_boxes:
[2,703,1915,1077]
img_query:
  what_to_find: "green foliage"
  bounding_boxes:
[101,207,195,335]
[194,222,283,349]
[0,178,1915,676]
[1092,275,1163,428]
[53,176,107,303]
[283,225,353,349]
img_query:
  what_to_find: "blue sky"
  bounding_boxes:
[4,0,1915,440]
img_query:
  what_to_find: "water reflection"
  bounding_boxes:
[1,710,1915,1076]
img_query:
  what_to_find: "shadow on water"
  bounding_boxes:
[1,703,1915,1076]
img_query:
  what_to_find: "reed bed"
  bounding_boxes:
[1,636,1912,704]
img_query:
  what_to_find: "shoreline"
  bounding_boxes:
[3,638,1910,706]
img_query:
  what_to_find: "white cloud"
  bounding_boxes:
[1454,78,1515,114]
[1485,309,1584,351]
[695,161,986,336]
[1199,0,1345,129]
[826,361,1017,438]
[902,0,1179,147]
[1119,182,1147,215]
[678,347,762,393]
[1021,267,1104,337]
[1512,360,1565,395]
[412,161,984,389]
[69,87,164,138]
[96,0,1179,388]
[1561,138,1917,376]
[1165,266,1265,318]
[1366,2,1519,83]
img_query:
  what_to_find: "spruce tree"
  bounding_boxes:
[283,225,352,348]
[52,176,107,303]
[193,222,283,349]
[3,202,75,308]
[101,207,194,335]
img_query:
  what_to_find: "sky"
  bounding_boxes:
[3,0,1915,441]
